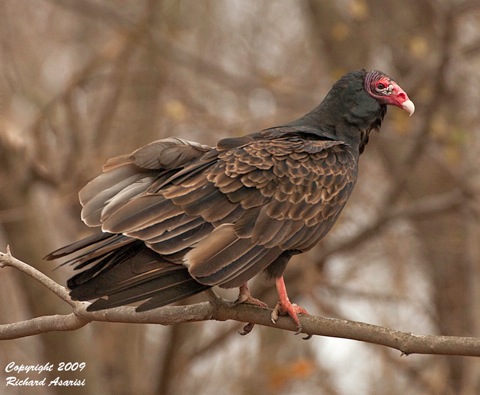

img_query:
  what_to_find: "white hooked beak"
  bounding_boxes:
[401,99,415,117]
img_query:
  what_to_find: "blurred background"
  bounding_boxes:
[1,0,480,394]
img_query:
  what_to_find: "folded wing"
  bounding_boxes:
[49,131,357,309]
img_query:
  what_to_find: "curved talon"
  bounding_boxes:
[238,322,255,336]
[271,306,279,324]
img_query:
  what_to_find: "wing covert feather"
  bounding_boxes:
[76,133,357,288]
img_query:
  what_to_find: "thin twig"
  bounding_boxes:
[0,246,76,307]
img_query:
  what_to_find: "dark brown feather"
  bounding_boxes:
[82,135,356,285]
[47,132,359,310]
[46,69,408,312]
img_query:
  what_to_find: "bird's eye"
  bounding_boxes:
[375,80,393,95]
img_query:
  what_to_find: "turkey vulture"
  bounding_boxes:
[46,69,414,332]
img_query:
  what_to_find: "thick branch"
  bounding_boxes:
[0,313,88,340]
[1,249,480,357]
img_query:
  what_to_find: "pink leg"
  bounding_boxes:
[235,283,268,308]
[235,283,268,336]
[271,276,308,333]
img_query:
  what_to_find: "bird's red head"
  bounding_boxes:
[364,70,415,116]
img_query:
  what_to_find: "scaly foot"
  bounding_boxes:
[272,276,308,334]
[271,301,308,334]
[235,283,268,308]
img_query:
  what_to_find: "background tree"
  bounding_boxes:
[1,1,480,394]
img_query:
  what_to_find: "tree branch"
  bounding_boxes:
[1,249,480,357]
[0,246,74,306]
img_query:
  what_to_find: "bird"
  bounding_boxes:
[46,69,414,332]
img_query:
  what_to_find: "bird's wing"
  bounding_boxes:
[79,137,212,227]
[86,133,357,288]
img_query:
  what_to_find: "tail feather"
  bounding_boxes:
[88,272,209,311]
[63,235,134,270]
[45,232,114,260]
[47,233,210,310]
